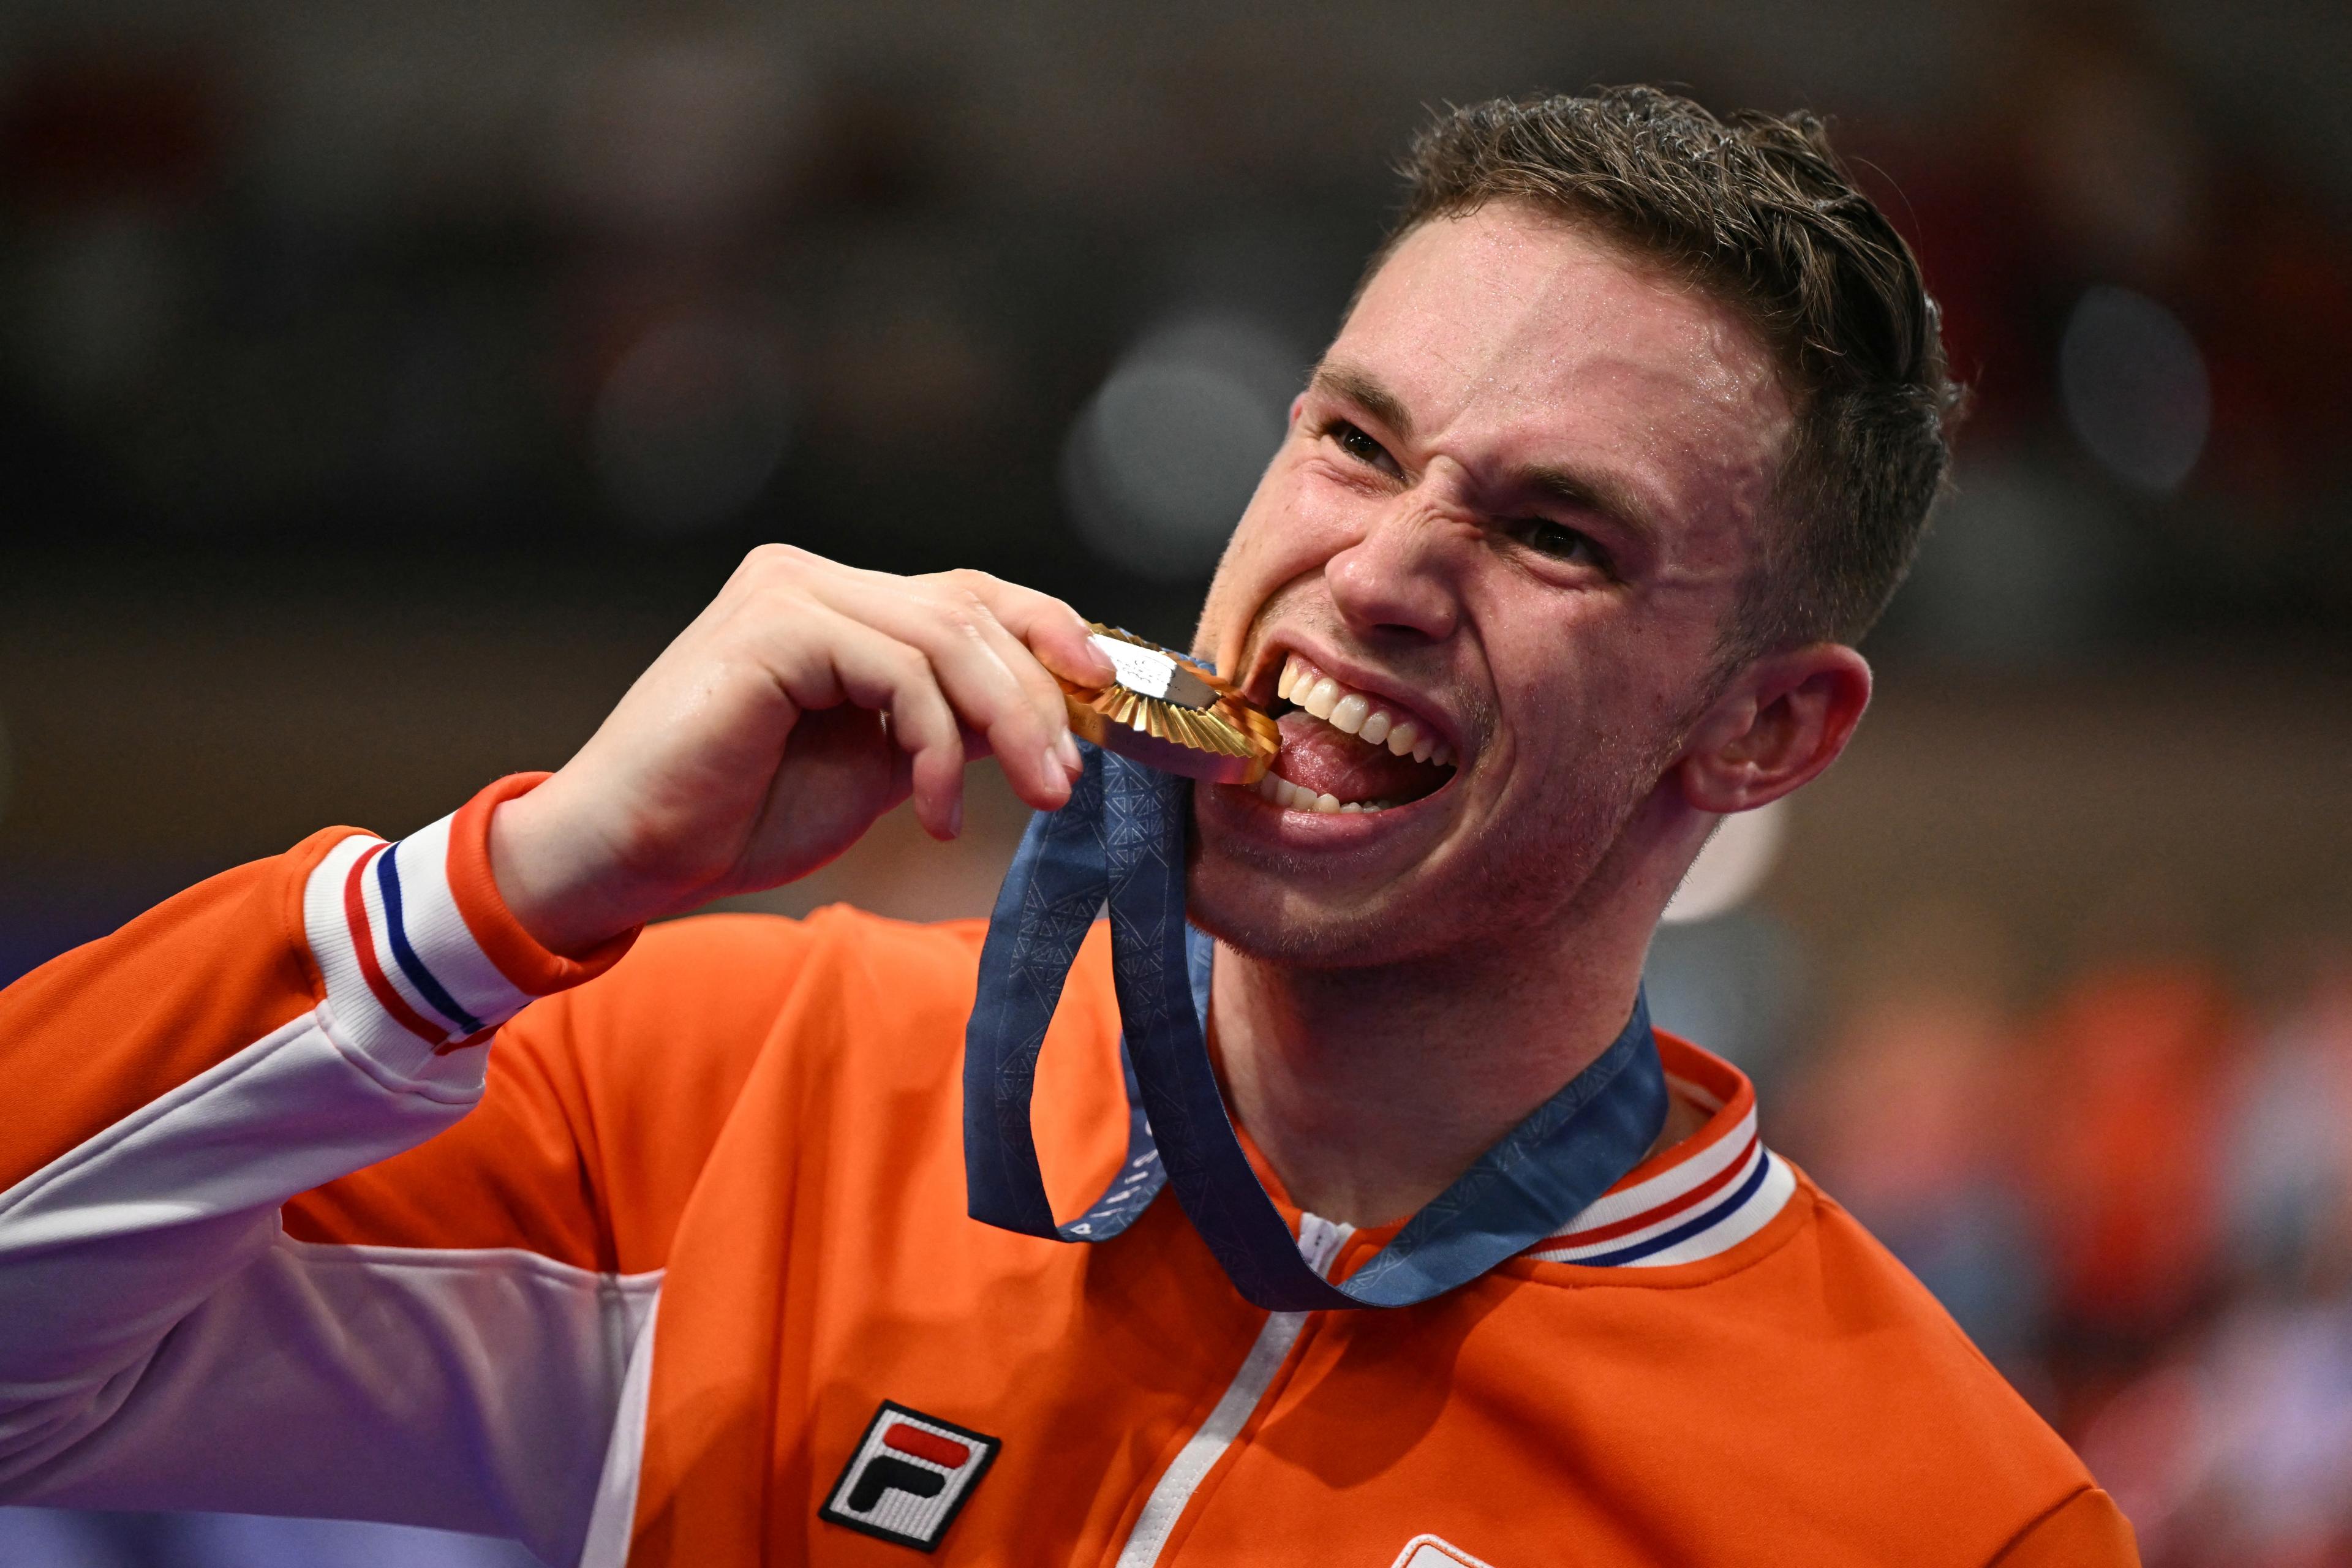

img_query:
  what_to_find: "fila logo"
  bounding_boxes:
[1389,1535,1499,1568]
[820,1401,1001,1551]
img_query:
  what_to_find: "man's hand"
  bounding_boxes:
[488,546,1115,956]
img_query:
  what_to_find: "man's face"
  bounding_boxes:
[1188,202,1793,967]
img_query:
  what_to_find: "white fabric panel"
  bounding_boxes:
[2,1236,657,1568]
[579,1293,662,1568]
[0,1010,480,1404]
[0,1000,660,1566]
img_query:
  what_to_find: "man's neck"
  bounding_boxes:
[1207,926,1653,1229]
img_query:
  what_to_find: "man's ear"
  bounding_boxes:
[1673,644,1872,813]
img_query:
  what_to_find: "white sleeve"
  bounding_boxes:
[0,824,658,1568]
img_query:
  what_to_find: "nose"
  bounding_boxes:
[1325,501,1463,645]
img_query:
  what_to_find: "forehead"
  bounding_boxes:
[1337,203,1791,537]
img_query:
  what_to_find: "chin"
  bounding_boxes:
[1186,776,1654,972]
[1185,847,1457,970]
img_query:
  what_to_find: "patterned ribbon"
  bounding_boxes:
[963,743,1667,1311]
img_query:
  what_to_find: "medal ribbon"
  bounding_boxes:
[965,743,1668,1311]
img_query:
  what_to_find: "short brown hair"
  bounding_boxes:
[1366,87,1962,655]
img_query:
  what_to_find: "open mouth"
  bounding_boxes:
[1249,652,1460,815]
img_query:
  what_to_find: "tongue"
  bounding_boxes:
[1275,712,1452,804]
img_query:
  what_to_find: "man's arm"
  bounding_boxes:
[0,549,1104,1560]
[0,778,645,1560]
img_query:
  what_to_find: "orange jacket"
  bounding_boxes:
[0,775,2135,1566]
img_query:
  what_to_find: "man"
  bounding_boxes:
[0,89,2134,1566]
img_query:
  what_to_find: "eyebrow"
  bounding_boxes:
[1309,359,1663,554]
[1512,462,1663,554]
[1306,361,1415,443]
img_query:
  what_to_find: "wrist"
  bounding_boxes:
[301,775,639,1068]
[487,780,642,959]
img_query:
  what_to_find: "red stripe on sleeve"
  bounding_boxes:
[343,844,452,1047]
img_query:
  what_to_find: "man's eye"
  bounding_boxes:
[1507,518,1610,571]
[1330,422,1392,470]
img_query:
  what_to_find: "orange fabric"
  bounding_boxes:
[0,827,338,1193]
[1,790,2136,1566]
[478,910,2120,1566]
[1992,1487,2140,1566]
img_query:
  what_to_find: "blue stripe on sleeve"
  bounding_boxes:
[376,842,484,1036]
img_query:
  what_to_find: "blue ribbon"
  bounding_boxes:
[964,743,1667,1311]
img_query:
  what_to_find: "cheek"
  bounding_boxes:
[1482,600,1703,777]
[1199,460,1360,657]
[1197,519,1281,665]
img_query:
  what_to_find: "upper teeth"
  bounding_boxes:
[1275,655,1455,769]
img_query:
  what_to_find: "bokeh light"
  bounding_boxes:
[1061,313,1300,581]
[2059,285,2212,495]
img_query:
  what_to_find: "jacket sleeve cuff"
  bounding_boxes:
[300,774,639,1079]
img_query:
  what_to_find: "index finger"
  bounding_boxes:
[939,571,1116,690]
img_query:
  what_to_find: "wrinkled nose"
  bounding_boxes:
[1325,506,1463,645]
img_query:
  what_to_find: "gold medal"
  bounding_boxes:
[1062,624,1279,785]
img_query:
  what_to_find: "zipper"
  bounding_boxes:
[1112,1215,1352,1567]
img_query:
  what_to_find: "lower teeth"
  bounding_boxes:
[1249,774,1395,813]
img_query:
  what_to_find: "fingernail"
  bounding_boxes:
[1056,733,1082,774]
[947,796,962,838]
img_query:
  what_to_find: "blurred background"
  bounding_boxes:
[1,0,2348,1562]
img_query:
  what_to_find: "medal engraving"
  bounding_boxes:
[1088,634,1219,710]
[1061,624,1280,784]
